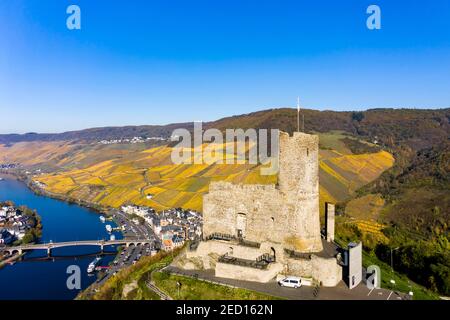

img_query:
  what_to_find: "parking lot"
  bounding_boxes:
[90,210,161,288]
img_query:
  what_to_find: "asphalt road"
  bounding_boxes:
[164,266,408,300]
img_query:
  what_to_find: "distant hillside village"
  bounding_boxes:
[0,164,19,170]
[98,136,168,145]
[0,203,42,246]
[120,205,203,251]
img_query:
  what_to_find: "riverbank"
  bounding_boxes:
[0,199,43,245]
[0,171,110,215]
[0,177,124,300]
[0,253,24,269]
[1,174,145,299]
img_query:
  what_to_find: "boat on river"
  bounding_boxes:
[87,257,102,273]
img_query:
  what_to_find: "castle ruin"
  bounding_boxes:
[180,131,342,286]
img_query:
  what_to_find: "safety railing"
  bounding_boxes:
[218,253,269,270]
[284,248,312,260]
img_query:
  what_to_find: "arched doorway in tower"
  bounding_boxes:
[270,247,276,262]
[236,213,247,239]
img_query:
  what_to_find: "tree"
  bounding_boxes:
[351,112,365,122]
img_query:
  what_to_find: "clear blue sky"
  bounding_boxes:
[1,0,449,133]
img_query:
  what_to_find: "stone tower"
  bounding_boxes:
[325,202,335,242]
[278,132,322,252]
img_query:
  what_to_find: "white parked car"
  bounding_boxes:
[278,277,302,288]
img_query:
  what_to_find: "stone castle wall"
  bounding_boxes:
[186,240,262,261]
[284,256,342,287]
[184,242,342,287]
[216,262,284,283]
[203,182,290,246]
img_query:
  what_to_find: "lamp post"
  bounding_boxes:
[176,281,182,299]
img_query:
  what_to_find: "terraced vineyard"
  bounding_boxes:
[29,132,394,213]
[353,220,389,243]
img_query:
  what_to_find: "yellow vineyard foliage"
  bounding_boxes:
[32,140,394,213]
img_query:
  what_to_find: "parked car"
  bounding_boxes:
[278,277,302,288]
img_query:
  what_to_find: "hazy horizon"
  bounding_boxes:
[1,0,449,134]
[1,106,449,135]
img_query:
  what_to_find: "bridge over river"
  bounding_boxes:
[3,239,152,256]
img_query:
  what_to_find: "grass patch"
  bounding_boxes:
[362,251,439,300]
[345,194,385,221]
[153,272,282,300]
[317,131,352,154]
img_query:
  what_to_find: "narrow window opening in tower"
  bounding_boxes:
[307,148,309,156]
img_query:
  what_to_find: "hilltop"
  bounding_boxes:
[0,123,193,144]
[2,107,448,147]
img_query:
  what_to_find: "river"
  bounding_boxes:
[0,176,123,300]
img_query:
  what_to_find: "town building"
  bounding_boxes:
[0,229,14,245]
[120,205,202,251]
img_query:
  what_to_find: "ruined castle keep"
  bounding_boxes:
[182,131,342,286]
[203,131,322,252]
